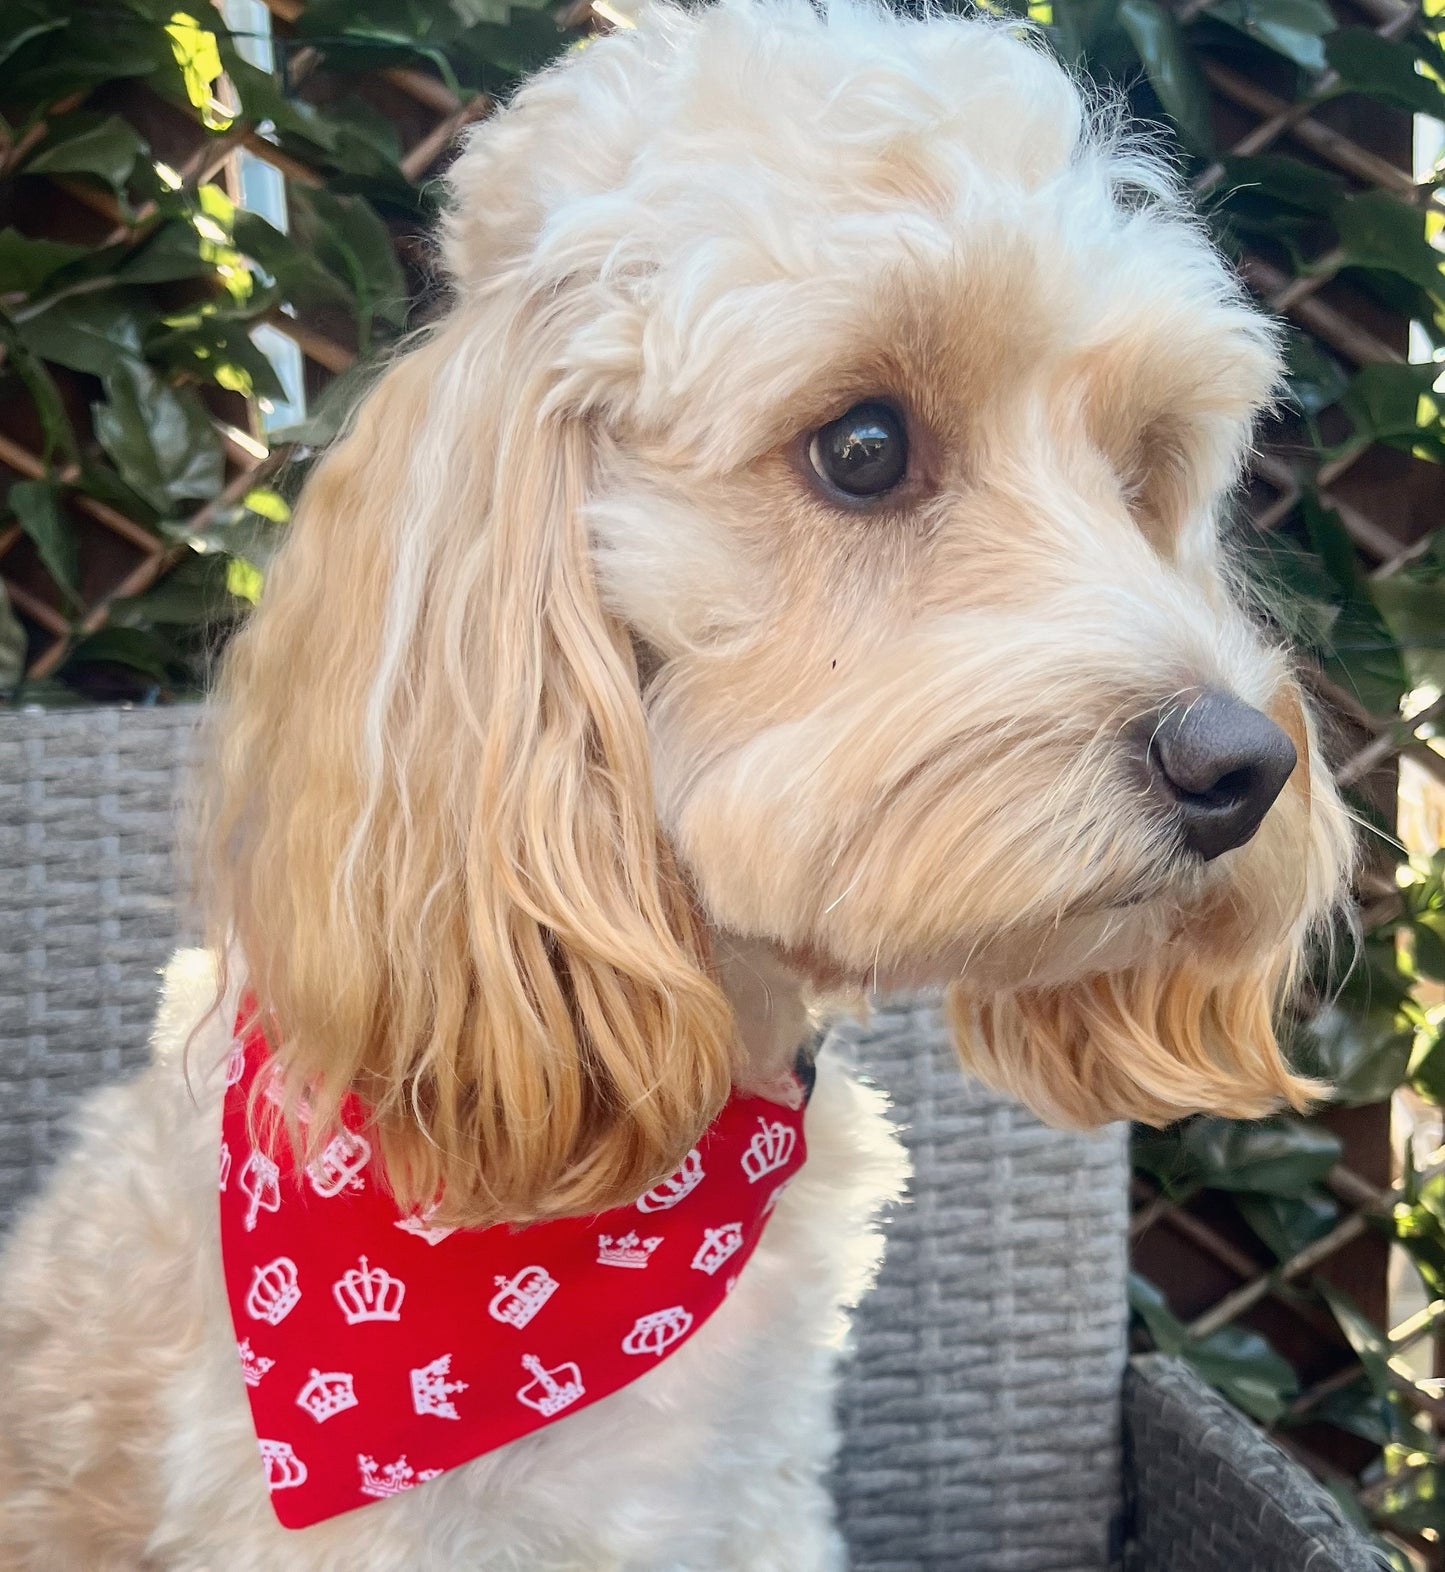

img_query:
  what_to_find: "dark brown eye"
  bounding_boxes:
[808,401,908,499]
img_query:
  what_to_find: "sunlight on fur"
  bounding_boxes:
[195,0,1353,1229]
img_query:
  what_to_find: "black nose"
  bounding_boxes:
[1147,689,1297,862]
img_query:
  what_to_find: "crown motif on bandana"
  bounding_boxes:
[597,1231,663,1269]
[332,1256,405,1325]
[295,1368,359,1424]
[515,1354,585,1417]
[239,1149,282,1232]
[690,1222,745,1277]
[259,1438,308,1492]
[394,1206,456,1247]
[410,1353,468,1420]
[487,1265,558,1329]
[247,1256,301,1326]
[305,1129,371,1199]
[237,1337,275,1388]
[636,1149,704,1213]
[357,1454,441,1499]
[740,1118,797,1184]
[621,1305,694,1357]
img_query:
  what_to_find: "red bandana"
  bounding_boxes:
[218,1010,809,1528]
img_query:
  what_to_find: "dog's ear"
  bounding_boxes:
[947,696,1350,1126]
[199,293,736,1226]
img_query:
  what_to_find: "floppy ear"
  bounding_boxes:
[198,292,736,1226]
[947,688,1351,1126]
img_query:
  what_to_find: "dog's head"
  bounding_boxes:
[202,0,1352,1222]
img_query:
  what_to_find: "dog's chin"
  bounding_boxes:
[773,897,1173,1000]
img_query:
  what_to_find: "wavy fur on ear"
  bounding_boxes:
[196,298,736,1227]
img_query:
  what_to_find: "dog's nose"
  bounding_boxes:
[1147,689,1297,862]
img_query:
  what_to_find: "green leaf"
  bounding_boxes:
[1128,1273,1299,1423]
[1133,1115,1342,1197]
[1117,0,1214,153]
[24,113,145,198]
[1370,576,1445,694]
[146,308,287,402]
[1185,1323,1300,1425]
[1281,330,1350,417]
[1220,154,1346,218]
[7,478,78,603]
[1293,1002,1414,1105]
[92,360,225,513]
[63,625,179,686]
[0,321,77,465]
[16,290,151,376]
[1237,1189,1340,1261]
[1204,0,1336,71]
[0,228,88,297]
[108,549,242,628]
[287,187,408,341]
[1331,193,1445,300]
[1317,1283,1396,1404]
[117,219,217,285]
[231,210,355,314]
[0,581,26,694]
[270,356,383,448]
[1325,29,1445,117]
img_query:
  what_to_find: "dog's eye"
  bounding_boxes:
[808,402,908,500]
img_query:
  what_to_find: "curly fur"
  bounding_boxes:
[1,1,1351,1565]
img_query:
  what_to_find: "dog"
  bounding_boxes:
[0,2,1352,1567]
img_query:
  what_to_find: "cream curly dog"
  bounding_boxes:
[0,2,1350,1567]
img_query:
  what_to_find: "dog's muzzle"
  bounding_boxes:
[1144,687,1297,862]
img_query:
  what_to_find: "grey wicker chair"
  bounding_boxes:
[0,705,1384,1571]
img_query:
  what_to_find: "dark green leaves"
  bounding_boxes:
[1117,0,1214,153]
[92,361,225,513]
[1129,1274,1300,1423]
[1134,1115,1342,1199]
[23,113,145,203]
[8,479,78,604]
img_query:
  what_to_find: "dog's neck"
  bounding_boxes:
[712,934,814,1090]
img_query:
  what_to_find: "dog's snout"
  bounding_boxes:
[1146,688,1297,862]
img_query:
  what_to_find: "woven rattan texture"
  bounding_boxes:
[829,1005,1128,1572]
[1124,1354,1387,1572]
[0,705,1131,1571]
[0,705,200,1209]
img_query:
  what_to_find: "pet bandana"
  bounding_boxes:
[218,1009,810,1528]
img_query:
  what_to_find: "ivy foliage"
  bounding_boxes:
[0,0,569,700]
[3,0,1445,1553]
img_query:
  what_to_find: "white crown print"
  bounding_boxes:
[238,1149,281,1232]
[597,1231,663,1269]
[395,1206,456,1247]
[516,1353,584,1417]
[488,1265,558,1329]
[296,1368,359,1424]
[636,1149,704,1213]
[247,1256,301,1326]
[218,1139,232,1193]
[332,1256,405,1325]
[691,1222,745,1277]
[237,1338,274,1388]
[741,1118,796,1184]
[411,1353,468,1420]
[259,1438,307,1492]
[621,1305,694,1358]
[305,1129,371,1199]
[357,1453,441,1500]
[225,1038,246,1088]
